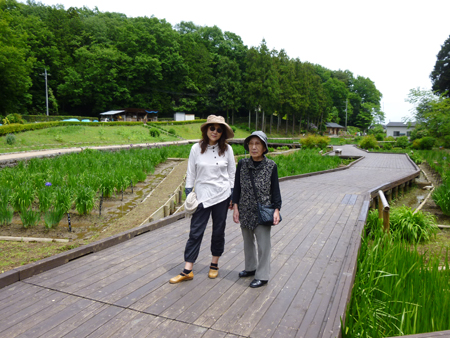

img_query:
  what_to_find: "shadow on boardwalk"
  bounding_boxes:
[0,145,440,338]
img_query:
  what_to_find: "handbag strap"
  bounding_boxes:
[248,163,260,204]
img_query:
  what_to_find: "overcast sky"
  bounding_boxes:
[35,0,450,123]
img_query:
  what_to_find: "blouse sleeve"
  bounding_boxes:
[271,164,282,210]
[185,144,197,188]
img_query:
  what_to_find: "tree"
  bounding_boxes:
[430,34,450,97]
[214,55,242,124]
[0,5,34,115]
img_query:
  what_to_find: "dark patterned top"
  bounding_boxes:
[232,157,282,230]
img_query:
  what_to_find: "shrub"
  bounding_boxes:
[382,142,393,150]
[5,133,16,145]
[359,135,378,149]
[149,128,160,137]
[231,126,236,133]
[419,136,436,150]
[395,136,409,148]
[375,133,384,141]
[168,128,176,135]
[443,135,450,149]
[5,113,24,124]
[300,134,330,150]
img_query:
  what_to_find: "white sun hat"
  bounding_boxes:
[184,192,198,216]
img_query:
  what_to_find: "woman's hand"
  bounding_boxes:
[233,204,240,223]
[273,209,281,225]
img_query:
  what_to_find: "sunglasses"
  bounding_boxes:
[209,126,223,133]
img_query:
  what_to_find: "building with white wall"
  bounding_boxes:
[386,122,416,138]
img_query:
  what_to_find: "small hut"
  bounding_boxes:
[100,108,158,122]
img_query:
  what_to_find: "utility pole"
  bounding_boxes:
[345,99,348,130]
[40,68,50,116]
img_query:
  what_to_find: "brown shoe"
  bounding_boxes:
[169,271,194,284]
[208,266,219,279]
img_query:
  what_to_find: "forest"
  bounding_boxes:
[0,0,384,131]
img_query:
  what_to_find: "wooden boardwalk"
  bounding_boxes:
[0,145,428,337]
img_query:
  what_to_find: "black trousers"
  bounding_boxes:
[184,197,230,263]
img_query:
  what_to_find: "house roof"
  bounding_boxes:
[325,122,345,128]
[100,110,125,116]
[386,122,416,127]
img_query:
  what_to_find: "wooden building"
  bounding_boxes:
[100,108,158,122]
[325,122,345,135]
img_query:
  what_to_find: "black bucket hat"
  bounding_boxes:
[244,131,269,154]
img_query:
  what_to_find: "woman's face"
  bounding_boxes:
[248,136,266,161]
[206,123,223,145]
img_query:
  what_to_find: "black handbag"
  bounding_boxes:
[249,168,281,226]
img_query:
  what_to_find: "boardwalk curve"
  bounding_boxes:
[0,145,428,337]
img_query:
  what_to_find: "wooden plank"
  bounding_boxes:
[61,305,124,338]
[211,253,290,333]
[14,298,97,338]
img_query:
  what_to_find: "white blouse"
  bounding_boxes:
[186,142,236,208]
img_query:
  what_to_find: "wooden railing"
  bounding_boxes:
[377,190,390,232]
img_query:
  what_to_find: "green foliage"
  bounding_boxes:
[374,133,384,141]
[0,188,14,226]
[44,208,65,229]
[359,134,378,149]
[5,113,24,124]
[75,186,96,215]
[412,137,437,150]
[381,141,393,150]
[432,179,450,216]
[167,128,176,135]
[149,128,160,137]
[395,135,410,148]
[300,135,330,150]
[5,133,16,145]
[19,208,40,228]
[389,206,438,242]
[364,207,437,242]
[271,148,342,178]
[430,35,450,97]
[343,229,450,337]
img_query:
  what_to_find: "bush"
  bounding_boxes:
[411,137,436,150]
[375,133,384,141]
[443,135,450,149]
[382,142,393,150]
[149,128,160,137]
[395,136,409,148]
[419,136,436,150]
[168,128,176,135]
[359,135,378,149]
[231,126,236,133]
[5,113,24,124]
[5,133,16,145]
[300,134,330,150]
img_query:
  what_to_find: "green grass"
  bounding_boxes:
[343,226,450,337]
[0,125,180,153]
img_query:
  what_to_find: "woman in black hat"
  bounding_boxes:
[232,131,282,288]
[170,115,235,284]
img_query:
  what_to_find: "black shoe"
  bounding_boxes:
[249,279,268,288]
[239,270,256,278]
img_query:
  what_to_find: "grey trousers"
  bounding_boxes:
[241,225,271,281]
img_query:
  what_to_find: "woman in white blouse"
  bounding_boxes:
[170,115,236,284]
